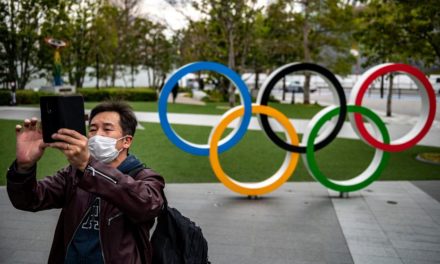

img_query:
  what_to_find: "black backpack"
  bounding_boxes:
[151,195,210,264]
[128,166,210,264]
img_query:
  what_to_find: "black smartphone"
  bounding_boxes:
[40,95,86,143]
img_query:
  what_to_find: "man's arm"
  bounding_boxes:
[7,117,70,211]
[7,161,70,211]
[76,158,165,223]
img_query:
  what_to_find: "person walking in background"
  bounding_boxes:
[171,82,179,103]
[229,86,236,108]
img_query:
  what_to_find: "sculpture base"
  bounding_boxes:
[40,85,76,94]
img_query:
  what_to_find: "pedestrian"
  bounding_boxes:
[229,86,236,108]
[171,82,179,103]
[7,100,165,263]
[10,81,16,106]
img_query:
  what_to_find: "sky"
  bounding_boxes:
[139,0,270,33]
[139,0,195,32]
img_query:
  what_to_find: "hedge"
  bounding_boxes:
[0,90,10,105]
[0,90,55,105]
[0,88,157,105]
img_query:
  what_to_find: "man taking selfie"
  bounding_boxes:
[6,100,165,263]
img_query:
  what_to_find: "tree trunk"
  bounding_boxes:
[386,74,394,117]
[131,63,135,89]
[96,53,100,90]
[380,75,384,98]
[255,71,259,92]
[146,67,151,88]
[227,21,235,101]
[302,0,311,104]
[7,0,18,89]
[111,63,117,87]
[282,76,286,101]
[253,56,260,92]
[66,52,74,86]
[75,64,85,88]
[304,72,311,104]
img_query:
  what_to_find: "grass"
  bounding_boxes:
[25,101,325,120]
[1,119,439,186]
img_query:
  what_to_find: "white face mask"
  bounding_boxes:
[88,135,128,163]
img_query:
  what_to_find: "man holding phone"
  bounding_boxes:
[6,100,165,264]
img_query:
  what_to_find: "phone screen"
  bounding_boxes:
[40,95,86,143]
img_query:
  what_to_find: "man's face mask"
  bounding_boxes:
[88,135,128,163]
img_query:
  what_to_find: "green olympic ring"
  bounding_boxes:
[303,105,390,192]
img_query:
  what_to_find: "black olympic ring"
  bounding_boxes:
[257,62,347,153]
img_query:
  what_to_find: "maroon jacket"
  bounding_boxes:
[6,157,165,264]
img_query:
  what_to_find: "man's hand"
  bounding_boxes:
[16,117,48,172]
[49,129,90,171]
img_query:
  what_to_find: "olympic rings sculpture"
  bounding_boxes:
[159,62,437,195]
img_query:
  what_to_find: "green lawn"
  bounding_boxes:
[1,119,439,186]
[26,101,325,120]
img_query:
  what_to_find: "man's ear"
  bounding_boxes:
[123,136,133,149]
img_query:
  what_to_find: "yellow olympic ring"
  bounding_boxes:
[209,104,300,196]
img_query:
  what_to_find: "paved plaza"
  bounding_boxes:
[1,182,440,264]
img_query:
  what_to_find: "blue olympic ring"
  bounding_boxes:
[158,62,252,156]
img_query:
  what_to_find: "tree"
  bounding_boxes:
[0,43,9,88]
[105,0,141,88]
[178,20,218,64]
[291,0,357,104]
[0,0,52,89]
[38,0,73,86]
[263,1,302,101]
[192,0,259,97]
[38,0,102,88]
[247,10,270,92]
[88,4,119,88]
[143,22,174,90]
[68,0,101,88]
[354,0,423,116]
[392,0,440,68]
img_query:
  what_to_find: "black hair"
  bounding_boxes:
[89,100,138,136]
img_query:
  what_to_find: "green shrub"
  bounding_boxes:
[77,88,157,102]
[0,90,55,105]
[0,88,157,106]
[0,90,10,105]
[15,90,39,104]
[202,89,226,102]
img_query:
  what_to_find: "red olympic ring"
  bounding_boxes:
[351,63,437,152]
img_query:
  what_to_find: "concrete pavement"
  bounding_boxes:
[1,181,440,264]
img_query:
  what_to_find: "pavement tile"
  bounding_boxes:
[0,247,15,263]
[351,255,404,264]
[401,259,440,264]
[390,239,440,252]
[8,250,48,264]
[348,243,398,258]
[386,231,440,244]
[2,180,440,264]
[396,248,440,263]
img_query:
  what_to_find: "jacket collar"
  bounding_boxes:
[117,154,143,174]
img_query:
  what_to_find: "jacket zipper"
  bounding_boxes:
[107,212,123,226]
[65,201,93,262]
[98,198,107,263]
[65,197,107,263]
[87,166,118,184]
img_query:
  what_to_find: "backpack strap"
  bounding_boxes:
[127,165,169,207]
[127,164,147,178]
